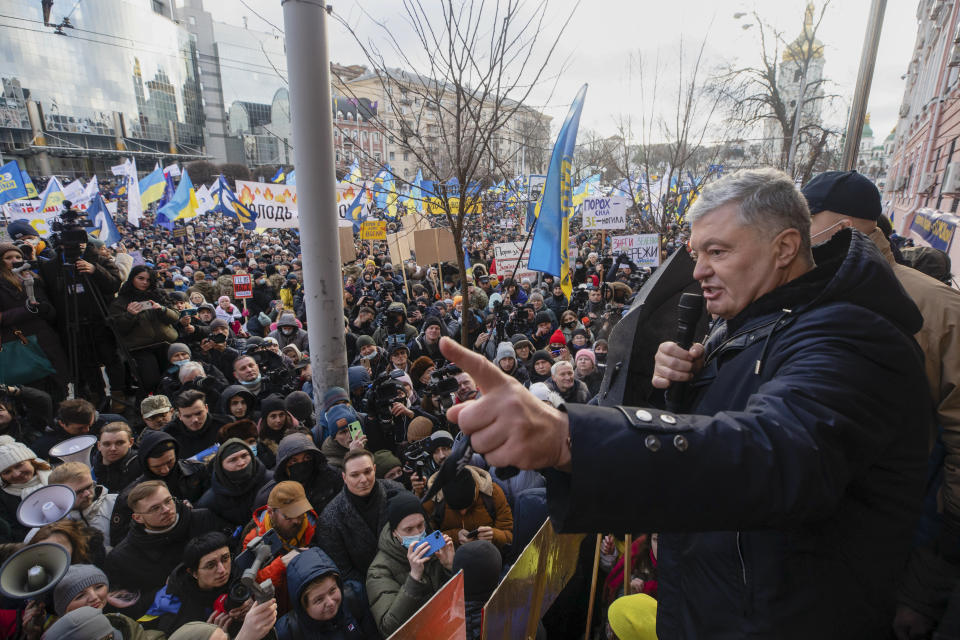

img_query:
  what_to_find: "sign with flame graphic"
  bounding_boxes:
[235,180,300,228]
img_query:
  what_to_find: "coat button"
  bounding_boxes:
[660,414,677,425]
[645,435,661,452]
[673,435,688,451]
[635,409,653,422]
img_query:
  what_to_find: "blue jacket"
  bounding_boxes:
[275,547,380,640]
[546,230,932,638]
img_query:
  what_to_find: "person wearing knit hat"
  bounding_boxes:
[374,449,403,481]
[322,386,351,413]
[407,416,434,443]
[54,564,109,616]
[208,317,229,331]
[408,316,446,367]
[319,403,366,469]
[494,341,529,385]
[0,436,51,540]
[367,492,454,636]
[453,540,503,639]
[409,356,436,393]
[529,349,556,385]
[41,606,122,640]
[574,349,602,398]
[607,593,659,640]
[548,329,571,362]
[168,342,192,365]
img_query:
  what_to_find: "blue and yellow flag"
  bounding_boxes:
[0,161,28,206]
[212,175,258,230]
[347,185,367,232]
[39,176,66,213]
[157,170,199,224]
[139,166,166,209]
[271,168,286,184]
[528,84,587,299]
[20,170,38,198]
[287,170,296,186]
[85,194,121,246]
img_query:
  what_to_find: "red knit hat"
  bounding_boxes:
[549,329,567,346]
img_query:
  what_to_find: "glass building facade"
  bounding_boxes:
[0,0,205,176]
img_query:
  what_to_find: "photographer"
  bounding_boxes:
[231,353,296,406]
[109,266,181,396]
[363,371,426,454]
[38,222,123,409]
[372,302,418,350]
[0,243,69,401]
[196,318,240,383]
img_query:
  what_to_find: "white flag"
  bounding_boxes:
[111,163,129,177]
[163,163,181,178]
[124,158,142,228]
[195,184,213,216]
[62,179,85,202]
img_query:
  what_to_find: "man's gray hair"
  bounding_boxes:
[551,360,573,377]
[178,362,204,383]
[687,168,813,259]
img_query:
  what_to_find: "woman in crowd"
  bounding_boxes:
[196,439,270,527]
[275,547,379,640]
[109,265,181,395]
[574,349,602,398]
[527,350,555,386]
[0,243,69,401]
[258,394,299,448]
[32,517,107,567]
[0,437,51,541]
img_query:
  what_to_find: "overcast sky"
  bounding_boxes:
[205,0,918,147]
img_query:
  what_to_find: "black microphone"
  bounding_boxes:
[665,293,703,413]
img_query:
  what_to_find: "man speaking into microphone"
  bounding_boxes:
[438,168,932,638]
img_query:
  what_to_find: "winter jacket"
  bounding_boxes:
[109,292,180,351]
[275,547,380,640]
[105,612,166,640]
[26,484,117,548]
[92,447,142,494]
[545,229,931,638]
[195,442,272,527]
[366,523,452,636]
[422,466,513,549]
[546,377,590,404]
[105,501,230,617]
[317,479,407,585]
[0,467,50,541]
[0,275,69,391]
[163,412,231,460]
[242,504,318,613]
[869,226,960,622]
[320,436,350,470]
[253,433,342,517]
[140,561,239,635]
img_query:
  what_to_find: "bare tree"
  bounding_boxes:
[334,0,576,345]
[713,2,841,178]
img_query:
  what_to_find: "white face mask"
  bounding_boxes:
[811,219,846,244]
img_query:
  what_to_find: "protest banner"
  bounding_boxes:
[493,241,536,282]
[235,180,299,228]
[482,519,585,640]
[387,571,466,640]
[232,274,252,298]
[4,198,89,237]
[910,208,959,253]
[360,220,387,240]
[610,233,661,267]
[581,196,628,230]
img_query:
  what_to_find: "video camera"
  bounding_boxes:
[229,529,284,607]
[402,437,432,478]
[49,201,92,263]
[424,364,461,415]
[367,369,406,423]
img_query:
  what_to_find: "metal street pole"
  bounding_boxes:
[841,0,886,171]
[282,0,348,408]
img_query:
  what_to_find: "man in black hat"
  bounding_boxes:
[803,170,960,639]
[408,317,447,367]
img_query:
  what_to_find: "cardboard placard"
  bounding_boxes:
[581,196,629,230]
[360,220,387,240]
[339,225,357,264]
[414,228,457,265]
[481,519,584,640]
[387,571,466,640]
[232,274,252,298]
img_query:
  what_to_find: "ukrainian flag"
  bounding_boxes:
[271,167,286,184]
[572,173,600,207]
[212,175,258,230]
[528,84,587,299]
[157,170,199,223]
[20,169,38,198]
[39,177,66,212]
[347,185,367,232]
[139,167,166,208]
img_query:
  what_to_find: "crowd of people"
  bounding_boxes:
[0,174,686,640]
[0,165,955,640]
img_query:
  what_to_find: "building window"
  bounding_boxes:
[188,15,196,26]
[336,151,341,163]
[362,131,368,144]
[404,152,409,161]
[389,151,395,161]
[375,152,382,162]
[794,69,802,82]
[373,132,380,143]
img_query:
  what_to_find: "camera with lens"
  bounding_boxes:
[244,344,296,393]
[49,201,92,263]
[424,364,461,415]
[367,369,406,423]
[402,437,432,478]
[569,284,589,315]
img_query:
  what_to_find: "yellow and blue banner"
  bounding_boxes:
[271,167,286,184]
[157,170,199,227]
[528,84,587,299]
[38,176,66,213]
[347,185,367,233]
[139,166,166,209]
[85,194,121,246]
[21,170,38,198]
[0,161,28,206]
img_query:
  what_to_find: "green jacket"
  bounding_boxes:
[366,523,452,636]
[109,293,180,350]
[107,613,167,640]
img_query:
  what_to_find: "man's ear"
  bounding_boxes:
[773,228,804,268]
[131,512,144,526]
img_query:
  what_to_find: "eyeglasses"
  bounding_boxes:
[200,552,231,572]
[137,495,175,517]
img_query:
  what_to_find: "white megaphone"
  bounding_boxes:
[49,435,97,467]
[0,542,70,599]
[17,484,76,528]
